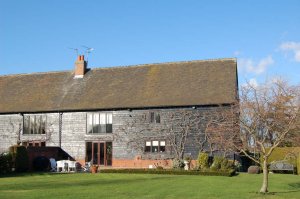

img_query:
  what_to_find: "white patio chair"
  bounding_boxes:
[83,161,92,172]
[67,160,76,172]
[49,158,57,172]
[56,160,64,172]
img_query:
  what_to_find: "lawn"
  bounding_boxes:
[0,173,299,199]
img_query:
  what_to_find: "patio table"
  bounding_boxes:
[57,160,76,172]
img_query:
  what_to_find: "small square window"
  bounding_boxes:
[145,141,151,152]
[159,141,165,152]
[152,141,159,152]
[145,140,166,153]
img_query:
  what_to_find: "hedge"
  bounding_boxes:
[0,153,13,174]
[100,168,236,177]
[9,145,29,172]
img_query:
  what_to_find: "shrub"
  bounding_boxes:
[33,156,50,171]
[197,152,209,170]
[221,158,232,170]
[9,145,19,168]
[298,154,300,175]
[231,160,242,172]
[172,158,185,169]
[248,165,260,174]
[156,166,164,170]
[16,146,29,172]
[9,145,29,172]
[210,156,223,171]
[184,156,192,162]
[0,152,13,174]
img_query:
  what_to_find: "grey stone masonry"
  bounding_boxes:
[0,114,21,152]
[0,106,232,160]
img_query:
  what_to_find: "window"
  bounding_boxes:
[155,114,160,123]
[22,141,46,147]
[150,112,155,123]
[23,115,46,134]
[87,113,113,134]
[149,112,160,123]
[145,140,166,153]
[145,141,151,152]
[152,141,159,152]
[159,141,165,152]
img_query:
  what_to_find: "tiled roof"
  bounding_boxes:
[0,58,238,113]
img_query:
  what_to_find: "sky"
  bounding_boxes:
[0,0,300,86]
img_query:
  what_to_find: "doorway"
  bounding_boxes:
[86,142,112,166]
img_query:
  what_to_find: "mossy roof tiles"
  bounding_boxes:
[0,58,238,113]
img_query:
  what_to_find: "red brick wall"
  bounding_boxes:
[111,159,197,169]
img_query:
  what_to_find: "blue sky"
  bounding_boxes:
[0,0,300,86]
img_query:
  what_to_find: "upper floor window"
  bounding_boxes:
[23,115,46,134]
[87,113,113,134]
[150,112,160,123]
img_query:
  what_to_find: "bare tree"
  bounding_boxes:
[221,79,300,193]
[116,108,239,161]
[278,114,300,147]
[115,112,150,152]
[163,110,200,160]
[164,109,237,160]
[204,108,239,157]
[116,110,213,160]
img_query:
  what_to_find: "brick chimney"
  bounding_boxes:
[74,55,87,78]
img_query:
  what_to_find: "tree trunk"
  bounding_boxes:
[260,158,269,193]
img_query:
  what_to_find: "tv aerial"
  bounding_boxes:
[81,45,94,61]
[68,47,79,56]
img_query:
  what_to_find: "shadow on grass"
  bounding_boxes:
[249,182,300,196]
[269,190,300,194]
[265,182,300,195]
[288,182,300,189]
[0,172,70,178]
[0,172,174,191]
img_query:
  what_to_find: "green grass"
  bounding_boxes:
[0,173,299,199]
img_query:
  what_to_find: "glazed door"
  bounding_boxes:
[86,142,112,166]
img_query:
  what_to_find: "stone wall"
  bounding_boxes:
[0,114,21,152]
[0,106,231,167]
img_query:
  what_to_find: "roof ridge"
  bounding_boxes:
[0,57,236,77]
[0,70,72,77]
[91,57,237,71]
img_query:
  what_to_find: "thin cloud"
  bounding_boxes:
[239,56,274,75]
[233,51,241,56]
[249,78,258,88]
[241,78,259,89]
[279,41,300,62]
[242,78,258,87]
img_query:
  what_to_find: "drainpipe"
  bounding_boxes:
[18,113,23,145]
[59,112,63,148]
